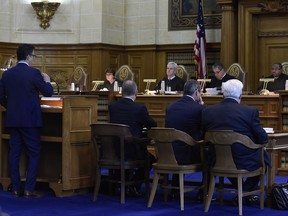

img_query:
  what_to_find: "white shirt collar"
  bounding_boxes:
[18,60,29,66]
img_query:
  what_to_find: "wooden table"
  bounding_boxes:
[266,133,288,205]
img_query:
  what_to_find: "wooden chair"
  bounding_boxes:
[69,66,88,90]
[226,63,246,87]
[176,65,189,82]
[204,130,266,216]
[90,123,150,204]
[282,62,288,75]
[147,127,206,211]
[115,65,134,85]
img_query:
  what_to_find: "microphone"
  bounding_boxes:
[50,78,60,95]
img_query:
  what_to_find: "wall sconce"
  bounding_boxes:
[31,1,61,30]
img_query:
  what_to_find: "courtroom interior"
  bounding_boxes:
[0,0,288,216]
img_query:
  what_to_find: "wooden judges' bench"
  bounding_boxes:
[132,94,280,130]
[0,95,98,197]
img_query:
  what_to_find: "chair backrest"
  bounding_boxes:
[69,66,88,90]
[90,123,133,162]
[147,127,196,165]
[176,65,189,82]
[226,63,246,86]
[204,130,264,171]
[282,62,288,75]
[115,65,134,83]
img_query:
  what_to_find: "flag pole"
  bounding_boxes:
[193,0,207,79]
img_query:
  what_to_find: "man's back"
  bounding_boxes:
[165,95,203,164]
[202,98,269,171]
[0,63,53,127]
[166,96,203,140]
[109,98,157,138]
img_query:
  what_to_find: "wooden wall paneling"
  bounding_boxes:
[236,1,288,93]
[257,14,288,91]
[155,51,167,85]
[217,0,238,68]
[128,53,144,91]
[0,42,221,92]
[45,66,74,90]
[90,49,104,88]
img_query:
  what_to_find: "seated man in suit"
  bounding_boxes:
[202,79,271,205]
[166,79,204,163]
[205,62,236,90]
[109,80,157,195]
[165,79,205,200]
[257,62,288,94]
[155,62,185,92]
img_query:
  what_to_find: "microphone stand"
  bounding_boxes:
[51,79,60,95]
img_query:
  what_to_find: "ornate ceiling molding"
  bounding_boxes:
[257,0,288,12]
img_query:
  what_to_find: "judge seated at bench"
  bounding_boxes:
[257,62,288,95]
[205,62,236,90]
[155,62,185,92]
[97,67,117,91]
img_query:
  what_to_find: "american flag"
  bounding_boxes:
[194,0,206,79]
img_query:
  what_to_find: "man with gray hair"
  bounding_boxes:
[202,79,271,205]
[109,80,157,196]
[155,61,185,91]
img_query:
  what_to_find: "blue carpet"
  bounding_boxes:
[0,173,287,216]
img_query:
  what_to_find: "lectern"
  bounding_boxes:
[0,95,98,197]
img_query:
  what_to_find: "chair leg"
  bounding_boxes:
[145,166,150,200]
[163,174,169,202]
[260,174,265,209]
[219,177,224,205]
[202,168,208,204]
[148,172,160,208]
[237,176,243,216]
[93,167,101,201]
[204,175,216,212]
[120,168,125,204]
[179,173,185,211]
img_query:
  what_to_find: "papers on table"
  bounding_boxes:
[264,127,274,133]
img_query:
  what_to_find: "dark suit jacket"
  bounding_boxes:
[109,98,157,160]
[0,63,54,127]
[206,73,236,89]
[202,98,271,171]
[155,76,185,91]
[165,96,203,164]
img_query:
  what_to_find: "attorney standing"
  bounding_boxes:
[0,44,53,198]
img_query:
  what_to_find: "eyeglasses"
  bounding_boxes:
[213,70,222,74]
[30,54,37,58]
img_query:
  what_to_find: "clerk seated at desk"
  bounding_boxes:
[155,62,185,92]
[205,62,236,90]
[97,67,117,91]
[257,62,288,94]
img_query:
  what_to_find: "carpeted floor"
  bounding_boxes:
[0,173,287,216]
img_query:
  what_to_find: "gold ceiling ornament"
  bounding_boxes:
[31,1,60,30]
[258,0,288,12]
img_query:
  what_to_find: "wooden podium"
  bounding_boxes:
[0,95,98,197]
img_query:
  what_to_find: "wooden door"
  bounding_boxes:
[256,14,288,92]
